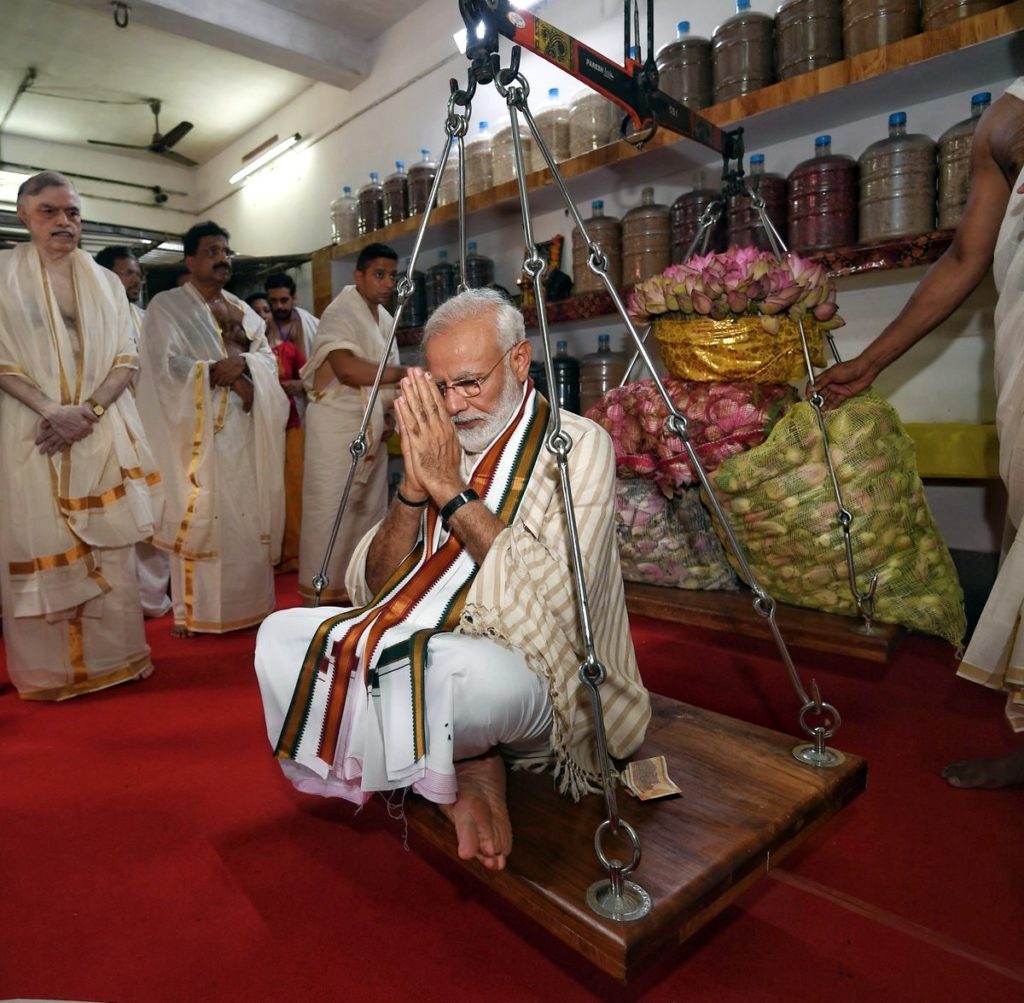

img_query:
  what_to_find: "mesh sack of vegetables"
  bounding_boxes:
[705,390,966,644]
[615,477,738,590]
[589,379,799,495]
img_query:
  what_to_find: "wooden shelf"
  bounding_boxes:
[312,4,1023,312]
[390,229,955,341]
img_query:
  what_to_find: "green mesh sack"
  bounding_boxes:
[616,478,738,590]
[705,390,966,644]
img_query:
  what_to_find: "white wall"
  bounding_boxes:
[4,133,197,235]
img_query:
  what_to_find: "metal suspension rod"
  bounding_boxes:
[747,194,878,633]
[506,68,842,761]
[499,67,650,922]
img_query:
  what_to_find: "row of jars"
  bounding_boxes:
[571,92,988,292]
[659,0,1006,110]
[329,86,625,244]
[392,242,498,329]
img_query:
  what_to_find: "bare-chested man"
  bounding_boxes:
[0,172,161,698]
[256,288,650,870]
[817,82,1024,789]
[138,222,288,638]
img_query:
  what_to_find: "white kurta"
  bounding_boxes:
[292,306,319,361]
[139,283,288,633]
[259,396,650,802]
[297,285,399,603]
[958,78,1024,730]
[0,244,161,699]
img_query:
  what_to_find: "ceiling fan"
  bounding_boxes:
[88,99,196,167]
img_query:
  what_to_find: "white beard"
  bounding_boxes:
[454,368,524,454]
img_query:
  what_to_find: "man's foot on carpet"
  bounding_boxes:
[170,624,194,639]
[941,748,1024,789]
[440,753,512,871]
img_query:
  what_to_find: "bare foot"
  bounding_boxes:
[170,624,194,639]
[439,753,512,871]
[942,748,1024,789]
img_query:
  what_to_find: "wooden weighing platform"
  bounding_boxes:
[405,694,867,982]
[624,582,905,663]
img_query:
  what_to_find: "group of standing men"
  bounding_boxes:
[0,170,406,700]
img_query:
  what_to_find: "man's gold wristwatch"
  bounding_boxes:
[86,397,105,418]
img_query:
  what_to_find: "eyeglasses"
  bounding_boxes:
[194,245,235,260]
[434,344,518,399]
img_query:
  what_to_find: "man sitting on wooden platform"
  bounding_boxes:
[255,288,650,870]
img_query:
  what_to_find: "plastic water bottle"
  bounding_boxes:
[464,241,495,289]
[622,187,671,285]
[712,0,776,104]
[552,340,581,414]
[859,111,937,243]
[788,134,858,252]
[330,185,359,244]
[580,334,628,414]
[408,149,437,216]
[572,199,623,295]
[533,87,571,170]
[425,249,457,318]
[656,21,713,112]
[775,0,843,81]
[464,121,494,196]
[397,257,427,330]
[938,92,991,230]
[383,161,409,226]
[357,172,383,235]
[727,153,789,251]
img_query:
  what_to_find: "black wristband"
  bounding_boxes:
[396,488,428,508]
[440,488,480,529]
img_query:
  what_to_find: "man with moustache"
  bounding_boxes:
[95,246,145,343]
[256,288,650,872]
[139,222,288,637]
[297,243,406,605]
[0,172,162,699]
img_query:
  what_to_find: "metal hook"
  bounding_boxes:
[111,1,130,28]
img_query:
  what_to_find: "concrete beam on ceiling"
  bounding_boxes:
[105,0,370,89]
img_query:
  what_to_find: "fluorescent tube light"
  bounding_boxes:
[229,134,301,185]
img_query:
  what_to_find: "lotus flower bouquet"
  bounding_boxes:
[628,247,844,383]
[628,246,844,335]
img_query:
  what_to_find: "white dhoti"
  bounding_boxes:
[3,545,152,701]
[958,85,1024,732]
[297,285,399,604]
[256,607,552,803]
[136,543,171,618]
[0,245,162,700]
[139,284,287,634]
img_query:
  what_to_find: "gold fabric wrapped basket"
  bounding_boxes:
[654,314,825,384]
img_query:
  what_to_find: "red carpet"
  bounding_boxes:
[1,574,1022,1002]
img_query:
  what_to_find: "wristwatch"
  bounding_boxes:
[85,397,105,418]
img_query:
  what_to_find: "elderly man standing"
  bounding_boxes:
[297,242,406,605]
[140,221,287,637]
[0,172,162,699]
[256,288,650,871]
[95,244,172,619]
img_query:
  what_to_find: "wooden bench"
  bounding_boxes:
[405,693,866,982]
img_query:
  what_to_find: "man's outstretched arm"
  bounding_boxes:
[815,100,1014,405]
